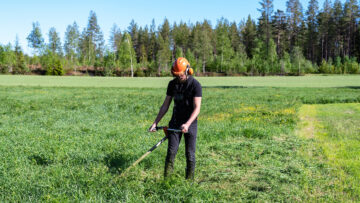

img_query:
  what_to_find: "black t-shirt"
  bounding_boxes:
[166,76,202,126]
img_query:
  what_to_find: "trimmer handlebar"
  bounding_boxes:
[156,126,182,133]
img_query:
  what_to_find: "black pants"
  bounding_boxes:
[165,120,197,179]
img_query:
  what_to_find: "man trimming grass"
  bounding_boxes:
[149,57,202,179]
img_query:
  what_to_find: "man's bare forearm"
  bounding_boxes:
[152,96,172,126]
[153,105,169,125]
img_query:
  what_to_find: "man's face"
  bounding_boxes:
[176,73,187,83]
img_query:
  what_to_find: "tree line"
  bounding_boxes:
[1,0,360,76]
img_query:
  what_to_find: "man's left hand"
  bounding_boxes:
[181,123,190,133]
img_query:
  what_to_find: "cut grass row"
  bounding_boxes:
[298,103,360,201]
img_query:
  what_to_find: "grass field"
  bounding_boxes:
[0,75,359,201]
[1,74,360,87]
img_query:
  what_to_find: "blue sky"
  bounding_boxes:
[0,0,346,54]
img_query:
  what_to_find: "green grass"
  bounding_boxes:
[0,76,359,201]
[298,103,360,201]
[0,74,359,88]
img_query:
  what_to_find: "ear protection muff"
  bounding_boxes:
[185,65,194,76]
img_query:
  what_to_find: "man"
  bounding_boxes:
[149,57,202,179]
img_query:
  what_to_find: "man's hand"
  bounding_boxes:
[181,123,190,133]
[148,123,157,132]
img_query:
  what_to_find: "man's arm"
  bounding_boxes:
[149,96,172,132]
[181,97,202,133]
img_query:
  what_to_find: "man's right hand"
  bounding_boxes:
[148,123,157,132]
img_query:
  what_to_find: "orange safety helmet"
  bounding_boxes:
[171,57,194,76]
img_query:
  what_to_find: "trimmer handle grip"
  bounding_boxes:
[156,126,182,132]
[155,126,166,130]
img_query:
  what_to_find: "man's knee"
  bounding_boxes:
[185,150,196,162]
[166,147,178,160]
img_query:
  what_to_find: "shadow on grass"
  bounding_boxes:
[28,154,53,166]
[203,86,248,89]
[104,152,136,174]
[343,86,360,89]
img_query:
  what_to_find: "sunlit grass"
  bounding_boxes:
[316,104,360,199]
[297,103,360,201]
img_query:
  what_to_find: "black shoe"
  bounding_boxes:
[185,168,194,180]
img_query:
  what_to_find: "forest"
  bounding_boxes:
[0,0,360,76]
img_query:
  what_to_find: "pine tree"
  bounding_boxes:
[286,0,304,49]
[258,0,274,60]
[249,38,262,75]
[48,27,62,56]
[355,21,360,60]
[79,11,104,65]
[171,22,179,59]
[42,49,64,76]
[194,21,213,73]
[318,0,333,61]
[128,20,139,62]
[13,36,28,74]
[343,0,359,56]
[142,25,150,60]
[305,0,319,63]
[27,22,44,55]
[332,0,344,58]
[272,9,288,57]
[231,43,248,73]
[185,49,197,72]
[148,19,158,63]
[174,45,184,58]
[249,35,279,75]
[172,21,190,56]
[103,49,116,76]
[138,27,149,66]
[79,28,91,65]
[156,34,171,75]
[242,15,257,58]
[109,24,122,53]
[229,21,241,52]
[215,18,234,73]
[159,18,170,43]
[157,19,171,74]
[64,22,80,63]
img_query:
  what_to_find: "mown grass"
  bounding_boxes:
[0,82,359,201]
[298,103,360,201]
[0,74,360,88]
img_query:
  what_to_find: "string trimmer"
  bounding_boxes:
[120,126,181,177]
